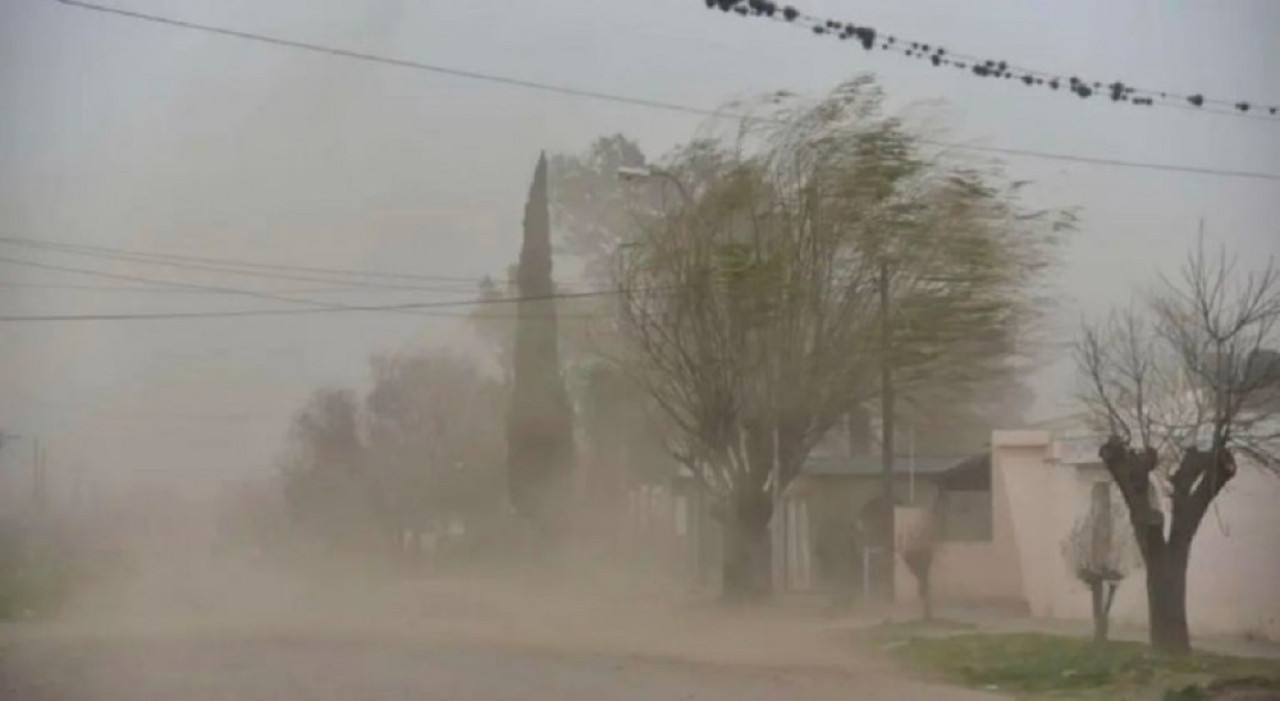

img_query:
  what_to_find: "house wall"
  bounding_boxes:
[994,430,1280,640]
[788,470,1016,604]
[1180,464,1280,639]
[892,450,1024,607]
[930,448,1024,606]
[788,475,942,595]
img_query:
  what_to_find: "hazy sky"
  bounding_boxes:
[1,0,1277,498]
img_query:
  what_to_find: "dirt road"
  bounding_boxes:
[0,633,1003,701]
[0,556,1003,700]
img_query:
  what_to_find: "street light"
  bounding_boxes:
[616,166,694,208]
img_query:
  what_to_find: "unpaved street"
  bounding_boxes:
[0,633,1002,701]
[0,556,1002,700]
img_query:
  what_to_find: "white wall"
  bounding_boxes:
[996,429,1280,640]
[1180,465,1280,639]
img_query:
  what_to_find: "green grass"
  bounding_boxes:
[863,617,978,638]
[870,631,1280,700]
[0,528,76,621]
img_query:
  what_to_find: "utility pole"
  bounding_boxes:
[878,258,895,603]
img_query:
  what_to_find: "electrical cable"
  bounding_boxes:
[0,253,624,322]
[52,0,1280,182]
[705,0,1280,120]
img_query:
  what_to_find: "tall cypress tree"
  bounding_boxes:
[506,153,575,540]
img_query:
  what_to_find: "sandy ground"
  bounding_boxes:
[0,635,1000,701]
[0,553,1003,700]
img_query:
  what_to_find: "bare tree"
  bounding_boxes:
[1061,485,1139,642]
[1075,238,1280,654]
[618,76,1063,600]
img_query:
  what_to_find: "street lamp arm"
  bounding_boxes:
[616,166,694,208]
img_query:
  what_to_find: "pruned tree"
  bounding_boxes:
[1061,484,1139,643]
[617,76,1064,600]
[898,512,938,621]
[1075,237,1280,654]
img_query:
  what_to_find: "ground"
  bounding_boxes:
[0,635,1000,701]
[861,620,1280,700]
[0,553,999,700]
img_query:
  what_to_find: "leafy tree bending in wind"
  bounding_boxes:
[617,75,1066,600]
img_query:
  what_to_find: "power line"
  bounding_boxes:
[0,280,365,294]
[0,253,406,313]
[705,1,1280,120]
[54,0,1280,182]
[0,235,600,290]
[0,254,633,323]
[0,236,491,285]
[0,285,626,323]
[0,237,488,294]
[0,244,619,322]
[0,254,615,320]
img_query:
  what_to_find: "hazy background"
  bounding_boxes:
[1,0,1277,505]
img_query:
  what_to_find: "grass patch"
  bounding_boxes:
[869,617,978,634]
[875,632,1280,700]
[0,524,76,621]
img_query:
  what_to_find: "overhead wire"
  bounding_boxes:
[52,0,1280,182]
[0,236,503,285]
[0,288,628,322]
[705,0,1280,120]
[0,281,377,294]
[0,253,621,322]
[0,236,489,294]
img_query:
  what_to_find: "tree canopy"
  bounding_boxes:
[615,75,1067,597]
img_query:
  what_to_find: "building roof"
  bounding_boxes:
[802,452,992,491]
[802,453,976,477]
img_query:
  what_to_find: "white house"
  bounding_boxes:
[950,426,1280,640]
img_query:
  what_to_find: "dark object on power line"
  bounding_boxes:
[853,26,876,50]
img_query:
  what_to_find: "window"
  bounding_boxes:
[939,489,994,542]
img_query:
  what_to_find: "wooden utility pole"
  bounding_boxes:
[878,258,896,602]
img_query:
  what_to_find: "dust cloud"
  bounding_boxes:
[0,485,974,701]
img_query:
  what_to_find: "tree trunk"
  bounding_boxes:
[1101,441,1222,657]
[721,510,772,602]
[1090,581,1109,643]
[1147,544,1191,655]
[917,573,933,622]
